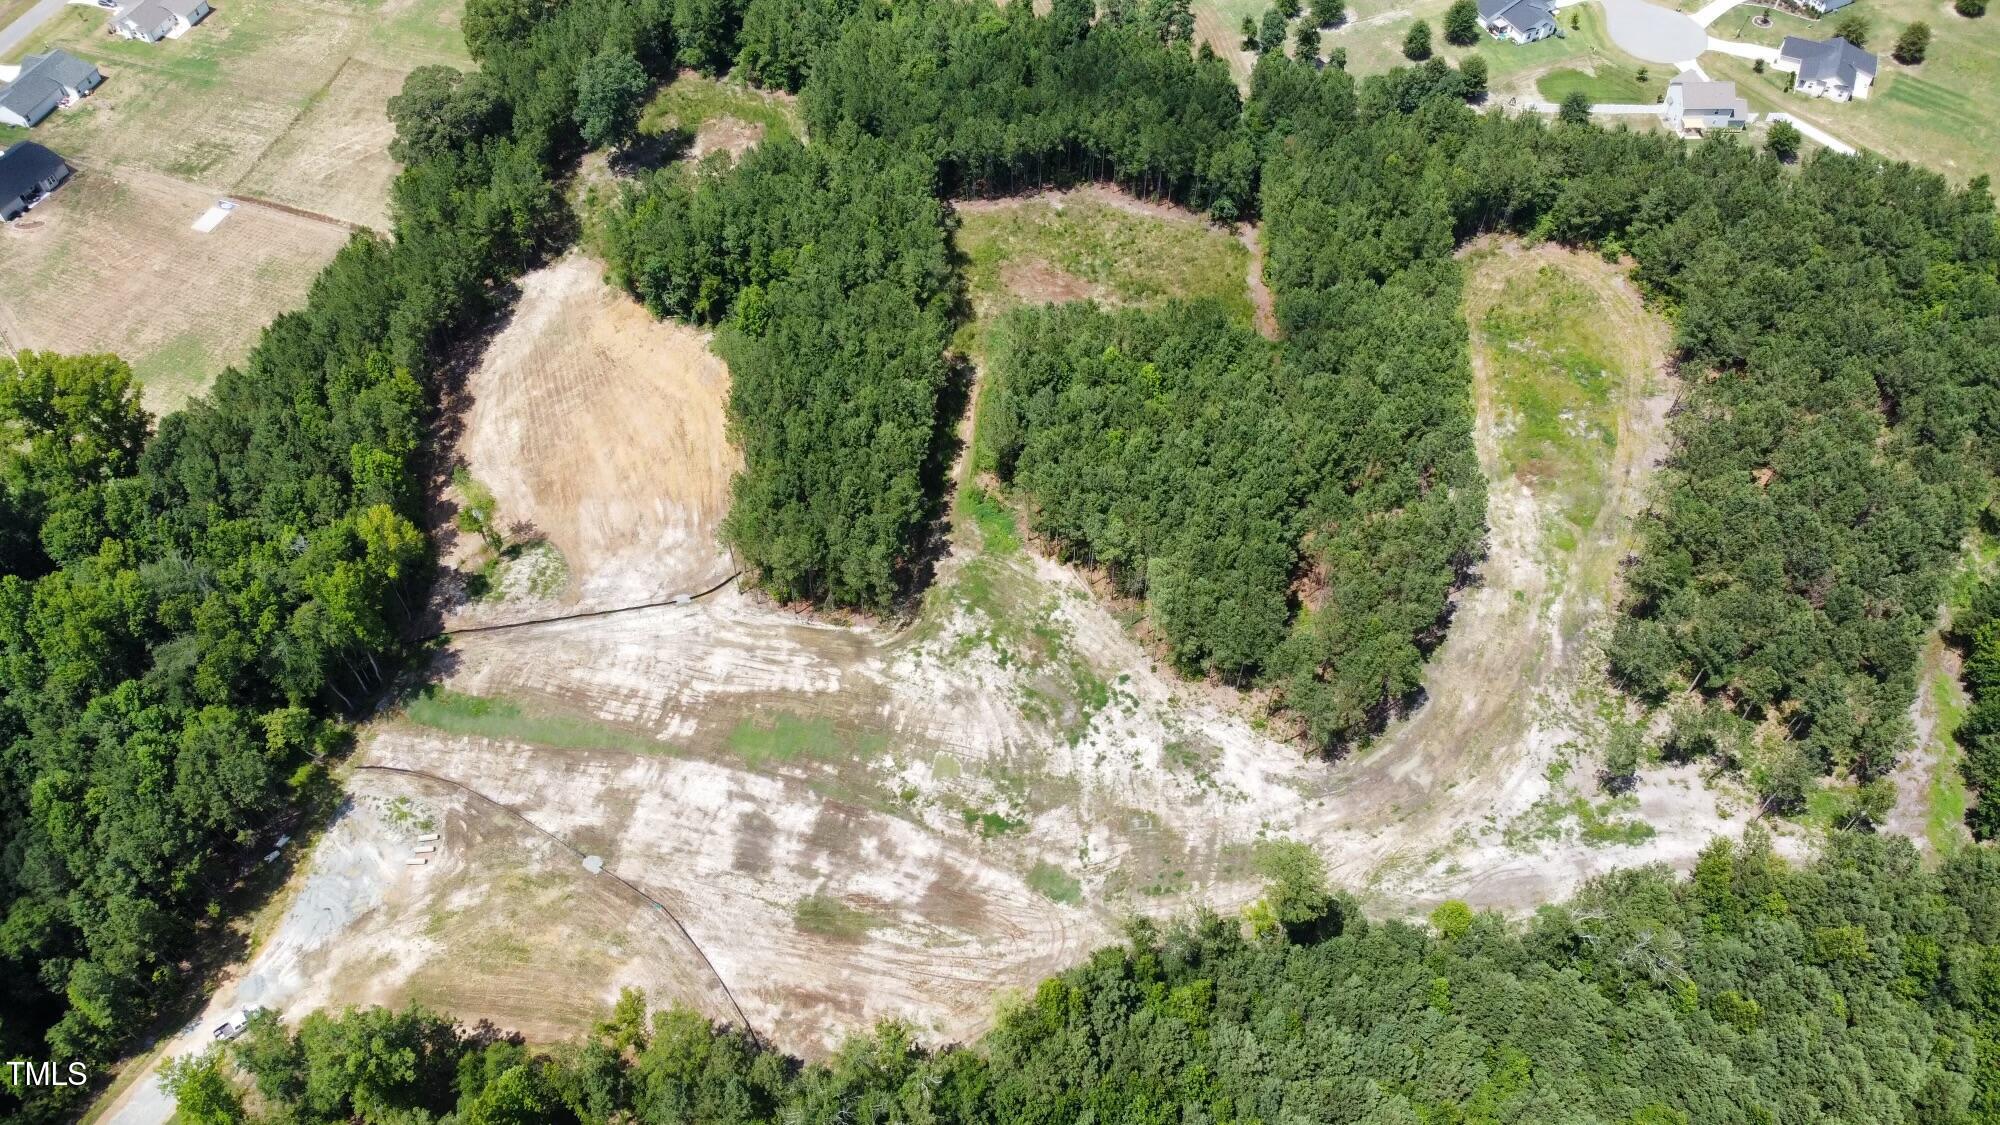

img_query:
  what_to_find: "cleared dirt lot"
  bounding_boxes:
[117,243,1786,1120]
[443,253,738,616]
[0,0,469,410]
[0,169,349,410]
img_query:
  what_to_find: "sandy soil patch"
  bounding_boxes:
[997,257,1104,304]
[0,168,349,413]
[444,253,738,617]
[97,767,721,1124]
[689,115,766,162]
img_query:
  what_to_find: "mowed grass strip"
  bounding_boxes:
[403,688,662,755]
[725,711,888,769]
[1537,64,1664,104]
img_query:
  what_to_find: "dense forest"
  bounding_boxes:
[603,138,959,607]
[169,832,2000,1123]
[1951,576,2000,839]
[0,0,679,1116]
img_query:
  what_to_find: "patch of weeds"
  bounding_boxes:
[1026,862,1083,904]
[1504,791,1653,848]
[962,807,1028,838]
[726,711,887,770]
[959,485,1021,556]
[792,894,877,941]
[404,688,660,756]
[381,796,436,833]
[639,73,801,146]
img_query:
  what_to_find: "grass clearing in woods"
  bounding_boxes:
[638,71,803,146]
[1471,255,1628,544]
[954,191,1253,353]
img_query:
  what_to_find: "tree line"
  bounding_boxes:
[1951,574,2000,839]
[0,0,685,1115]
[171,831,2000,1123]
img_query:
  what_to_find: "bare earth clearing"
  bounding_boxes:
[441,254,738,618]
[115,240,1791,1120]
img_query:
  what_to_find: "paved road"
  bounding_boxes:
[1688,0,1750,27]
[1598,0,1709,63]
[0,0,65,60]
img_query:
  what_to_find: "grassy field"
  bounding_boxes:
[1466,243,1647,553]
[1700,0,2000,184]
[639,70,803,148]
[0,0,470,411]
[953,190,1254,354]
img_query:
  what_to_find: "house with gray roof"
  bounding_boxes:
[1775,35,1876,100]
[1798,0,1853,13]
[0,51,102,128]
[1477,0,1558,43]
[113,0,210,42]
[0,142,71,221]
[1665,71,1748,133]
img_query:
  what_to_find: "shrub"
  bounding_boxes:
[1443,0,1481,44]
[1403,18,1432,58]
[1459,52,1489,98]
[1831,10,1869,46]
[1893,21,1930,63]
[1766,117,1802,160]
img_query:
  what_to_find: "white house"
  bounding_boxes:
[1476,0,1558,43]
[1665,71,1748,132]
[1775,36,1876,100]
[0,50,103,128]
[112,0,210,42]
[1796,0,1853,12]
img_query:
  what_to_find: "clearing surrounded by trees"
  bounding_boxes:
[105,234,1784,1107]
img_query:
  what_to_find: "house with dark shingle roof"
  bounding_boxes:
[0,142,72,221]
[0,50,102,128]
[1476,0,1558,43]
[1775,35,1876,101]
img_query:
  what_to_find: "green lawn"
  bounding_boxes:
[1711,3,1823,49]
[1701,0,2000,184]
[1537,62,1667,103]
